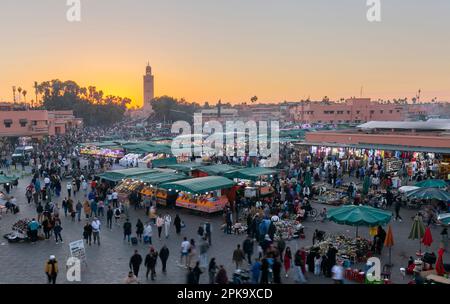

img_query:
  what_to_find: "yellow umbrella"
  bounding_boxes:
[384,225,394,266]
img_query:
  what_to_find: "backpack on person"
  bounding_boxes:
[131,237,138,245]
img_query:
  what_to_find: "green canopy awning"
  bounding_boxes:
[138,172,189,185]
[0,174,17,185]
[327,205,392,227]
[223,167,278,181]
[98,168,161,182]
[123,143,172,155]
[166,162,204,173]
[151,157,178,168]
[415,179,448,189]
[160,176,235,194]
[406,187,450,201]
[196,164,239,176]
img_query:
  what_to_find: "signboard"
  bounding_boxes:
[69,239,86,262]
[383,158,402,173]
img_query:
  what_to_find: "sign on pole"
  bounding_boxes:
[69,239,86,263]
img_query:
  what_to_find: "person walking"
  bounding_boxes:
[36,203,44,223]
[159,245,170,274]
[208,258,218,284]
[42,217,52,240]
[180,237,190,267]
[174,214,182,235]
[294,249,307,284]
[91,217,101,246]
[129,250,143,277]
[272,257,282,284]
[75,201,82,222]
[331,260,344,284]
[156,215,164,240]
[192,261,203,284]
[232,244,245,270]
[83,199,91,220]
[136,219,144,242]
[243,236,254,265]
[164,214,172,239]
[260,258,270,284]
[106,206,113,229]
[251,258,262,284]
[83,221,93,246]
[53,222,63,244]
[284,247,292,277]
[199,238,210,269]
[394,199,403,222]
[143,222,153,245]
[187,239,196,268]
[204,221,212,245]
[123,218,132,243]
[66,181,72,198]
[45,255,58,284]
[144,247,159,281]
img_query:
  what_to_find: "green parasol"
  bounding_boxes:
[408,215,426,254]
[327,204,392,237]
[415,179,447,189]
[406,187,450,201]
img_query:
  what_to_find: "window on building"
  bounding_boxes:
[397,110,400,113]
[32,121,37,126]
[380,110,384,114]
[389,110,393,114]
[347,111,350,114]
[338,120,342,123]
[345,120,350,123]
[330,120,334,124]
[318,120,322,123]
[4,120,12,128]
[356,111,360,114]
[337,111,344,114]
[19,119,27,127]
[370,110,374,114]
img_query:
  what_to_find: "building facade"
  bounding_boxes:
[0,104,82,138]
[290,98,405,124]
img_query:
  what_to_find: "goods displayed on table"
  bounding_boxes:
[115,179,144,195]
[4,218,32,243]
[273,219,304,241]
[176,192,228,213]
[80,146,124,159]
[308,234,372,263]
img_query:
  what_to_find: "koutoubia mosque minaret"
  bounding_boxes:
[143,62,154,113]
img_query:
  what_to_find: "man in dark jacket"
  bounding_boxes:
[159,245,170,273]
[243,236,254,265]
[144,247,158,280]
[129,250,143,277]
[123,219,132,243]
[106,206,113,229]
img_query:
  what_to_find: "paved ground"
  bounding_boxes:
[0,166,448,284]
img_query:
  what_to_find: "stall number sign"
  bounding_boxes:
[69,239,86,262]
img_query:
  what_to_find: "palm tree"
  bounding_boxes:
[17,87,22,103]
[34,81,39,107]
[22,90,27,106]
[12,86,16,102]
[250,96,258,104]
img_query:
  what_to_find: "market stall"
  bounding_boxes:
[138,172,189,206]
[159,176,235,213]
[223,167,277,198]
[98,168,162,183]
[3,218,39,243]
[79,142,125,159]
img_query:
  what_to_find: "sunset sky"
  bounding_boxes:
[1,0,449,107]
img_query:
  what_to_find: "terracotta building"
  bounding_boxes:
[0,103,82,138]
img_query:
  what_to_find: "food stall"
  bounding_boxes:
[138,172,189,206]
[223,167,277,198]
[79,142,125,159]
[98,168,162,186]
[159,176,235,213]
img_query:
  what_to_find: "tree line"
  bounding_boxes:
[37,79,131,126]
